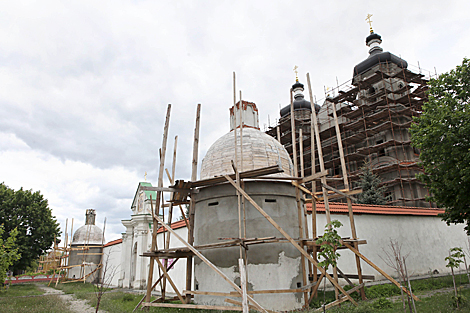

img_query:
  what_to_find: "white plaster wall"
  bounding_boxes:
[308,213,469,282]
[153,226,194,293]
[101,243,122,287]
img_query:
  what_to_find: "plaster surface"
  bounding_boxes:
[193,181,305,310]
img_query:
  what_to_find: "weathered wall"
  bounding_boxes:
[193,181,305,311]
[309,212,469,282]
[68,245,102,283]
[101,243,122,287]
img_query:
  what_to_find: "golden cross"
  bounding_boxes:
[144,172,147,181]
[293,65,299,81]
[365,14,373,33]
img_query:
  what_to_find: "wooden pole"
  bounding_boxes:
[146,104,171,305]
[330,99,365,299]
[185,103,201,302]
[290,89,298,176]
[239,258,249,313]
[223,175,358,306]
[299,128,304,177]
[310,111,318,290]
[152,214,267,313]
[342,241,418,301]
[306,74,331,224]
[163,135,178,298]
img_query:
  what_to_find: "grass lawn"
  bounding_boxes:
[0,283,72,313]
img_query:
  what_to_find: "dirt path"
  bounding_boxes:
[37,285,106,313]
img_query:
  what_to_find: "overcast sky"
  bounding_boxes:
[1,1,469,243]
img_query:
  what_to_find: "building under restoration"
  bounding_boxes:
[267,30,434,208]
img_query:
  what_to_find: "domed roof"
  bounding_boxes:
[72,224,104,245]
[200,128,293,179]
[353,32,407,78]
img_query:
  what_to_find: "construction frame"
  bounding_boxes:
[136,72,419,312]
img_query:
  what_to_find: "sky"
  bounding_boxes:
[1,1,469,244]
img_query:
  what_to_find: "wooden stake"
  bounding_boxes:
[290,89,298,176]
[342,241,419,301]
[152,214,267,313]
[223,175,358,306]
[239,258,249,313]
[185,103,201,302]
[163,135,178,299]
[306,74,332,224]
[146,104,171,305]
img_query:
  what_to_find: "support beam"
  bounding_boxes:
[151,214,267,313]
[223,175,358,306]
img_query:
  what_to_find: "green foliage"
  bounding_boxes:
[0,225,20,285]
[365,283,400,299]
[410,58,470,233]
[446,247,465,269]
[372,297,392,309]
[356,163,389,205]
[0,183,61,272]
[316,220,342,270]
[121,293,134,302]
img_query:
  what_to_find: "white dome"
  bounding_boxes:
[200,128,293,179]
[72,225,104,245]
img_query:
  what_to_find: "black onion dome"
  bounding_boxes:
[353,32,407,78]
[280,97,321,117]
[292,81,304,90]
[366,32,382,45]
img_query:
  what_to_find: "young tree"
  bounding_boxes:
[0,225,20,286]
[356,163,389,205]
[446,247,465,308]
[0,183,61,273]
[410,58,470,233]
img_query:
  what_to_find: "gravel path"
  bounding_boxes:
[37,285,106,313]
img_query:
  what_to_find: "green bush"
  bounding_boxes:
[122,293,134,302]
[372,297,392,309]
[365,283,400,299]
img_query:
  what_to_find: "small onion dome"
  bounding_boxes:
[200,128,294,179]
[72,224,104,245]
[292,80,304,90]
[353,32,407,78]
[366,32,382,45]
[280,80,320,117]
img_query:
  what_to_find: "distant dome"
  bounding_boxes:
[72,225,104,245]
[200,128,293,179]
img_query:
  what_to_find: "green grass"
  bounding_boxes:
[0,284,72,313]
[311,273,470,309]
[0,283,45,297]
[320,287,470,313]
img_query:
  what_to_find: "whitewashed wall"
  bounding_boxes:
[153,226,194,293]
[101,243,122,287]
[308,213,469,281]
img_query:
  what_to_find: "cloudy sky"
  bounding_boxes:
[1,1,469,243]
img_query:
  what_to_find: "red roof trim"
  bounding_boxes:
[104,238,123,247]
[307,202,444,216]
[157,220,187,233]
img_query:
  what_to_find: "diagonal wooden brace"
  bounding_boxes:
[151,214,268,313]
[341,241,419,301]
[223,175,358,306]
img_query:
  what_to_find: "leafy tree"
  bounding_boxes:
[316,220,343,270]
[0,183,61,273]
[356,163,389,205]
[410,58,470,233]
[0,225,20,286]
[446,247,466,308]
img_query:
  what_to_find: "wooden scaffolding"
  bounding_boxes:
[136,73,418,312]
[47,218,105,286]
